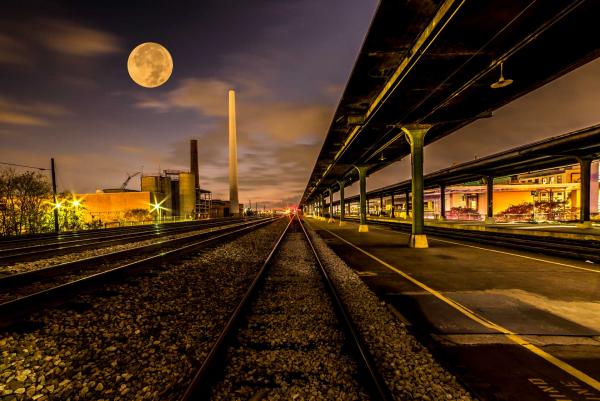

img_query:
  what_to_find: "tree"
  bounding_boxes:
[0,168,52,236]
[497,200,569,222]
[54,192,88,231]
[124,208,150,222]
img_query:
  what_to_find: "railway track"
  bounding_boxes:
[0,216,471,400]
[0,217,248,265]
[0,217,240,248]
[180,215,393,401]
[345,217,600,263]
[0,217,278,327]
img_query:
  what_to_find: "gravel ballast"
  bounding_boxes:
[211,231,370,400]
[306,221,474,401]
[0,219,287,401]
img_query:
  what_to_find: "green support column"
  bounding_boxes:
[328,189,335,223]
[577,157,593,228]
[485,175,495,224]
[338,180,346,226]
[321,195,326,221]
[318,198,322,219]
[391,193,395,218]
[402,125,432,248]
[355,165,369,232]
[439,184,446,220]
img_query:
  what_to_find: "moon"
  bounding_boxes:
[127,42,173,88]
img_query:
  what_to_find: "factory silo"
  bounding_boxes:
[160,176,172,217]
[141,176,160,193]
[141,175,172,218]
[179,172,196,219]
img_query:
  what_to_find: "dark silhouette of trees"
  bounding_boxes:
[0,168,52,236]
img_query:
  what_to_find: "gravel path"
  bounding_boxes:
[211,231,369,401]
[0,219,287,401]
[0,222,244,276]
[305,221,474,401]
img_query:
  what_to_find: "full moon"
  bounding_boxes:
[127,42,173,88]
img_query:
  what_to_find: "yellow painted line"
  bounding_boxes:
[316,224,600,392]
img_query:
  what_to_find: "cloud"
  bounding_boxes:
[0,18,120,66]
[0,111,47,126]
[35,19,121,57]
[0,96,70,126]
[114,145,145,154]
[168,79,232,117]
[136,76,332,204]
[0,33,31,66]
[136,77,331,143]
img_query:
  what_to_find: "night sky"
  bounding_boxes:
[1,1,599,207]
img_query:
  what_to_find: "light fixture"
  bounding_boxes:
[491,62,513,89]
[379,152,386,161]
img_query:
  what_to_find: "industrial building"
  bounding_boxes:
[140,170,199,219]
[74,191,152,226]
[73,139,243,224]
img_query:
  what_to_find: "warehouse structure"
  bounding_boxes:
[74,139,242,225]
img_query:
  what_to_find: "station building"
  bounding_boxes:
[350,162,599,222]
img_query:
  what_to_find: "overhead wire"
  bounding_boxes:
[0,161,49,171]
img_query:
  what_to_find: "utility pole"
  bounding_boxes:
[51,158,59,233]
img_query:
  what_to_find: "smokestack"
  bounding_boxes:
[190,139,199,191]
[228,89,239,216]
[190,139,199,218]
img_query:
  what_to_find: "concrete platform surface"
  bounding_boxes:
[342,215,600,241]
[306,217,600,401]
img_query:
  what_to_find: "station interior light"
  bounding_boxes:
[491,62,513,89]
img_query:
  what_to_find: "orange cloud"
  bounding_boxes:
[136,77,331,143]
[0,111,47,126]
[0,96,69,126]
[36,19,121,56]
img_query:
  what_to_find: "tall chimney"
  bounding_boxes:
[190,139,200,218]
[228,90,239,216]
[190,139,199,191]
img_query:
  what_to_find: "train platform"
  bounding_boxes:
[351,215,600,242]
[305,217,600,401]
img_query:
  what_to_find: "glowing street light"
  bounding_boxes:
[150,196,167,222]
